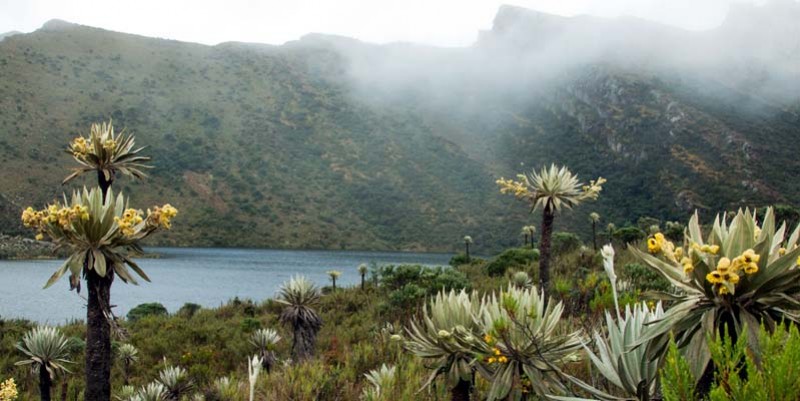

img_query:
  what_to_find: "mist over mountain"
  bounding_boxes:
[0,2,798,252]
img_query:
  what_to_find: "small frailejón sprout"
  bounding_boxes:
[277,276,323,362]
[157,364,192,401]
[361,364,396,401]
[632,207,800,394]
[63,120,151,190]
[463,235,473,262]
[327,270,342,291]
[357,263,369,290]
[15,327,73,401]
[133,383,165,401]
[116,343,139,385]
[589,212,601,251]
[20,121,177,401]
[511,271,532,289]
[250,328,281,373]
[497,164,605,291]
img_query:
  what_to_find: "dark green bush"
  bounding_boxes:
[613,226,646,245]
[449,253,470,267]
[621,263,671,293]
[240,317,262,332]
[178,302,202,318]
[127,302,168,322]
[486,247,539,277]
[551,232,582,254]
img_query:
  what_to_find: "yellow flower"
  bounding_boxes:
[681,257,693,274]
[796,255,800,266]
[708,245,720,255]
[779,247,787,256]
[493,347,502,356]
[35,233,44,241]
[706,271,722,284]
[654,233,665,243]
[725,272,740,285]
[716,257,732,274]
[754,227,762,240]
[487,357,496,364]
[483,334,494,344]
[744,263,758,275]
[21,207,42,227]
[674,247,684,259]
[647,238,661,254]
[719,285,730,295]
[497,356,508,364]
[742,249,760,264]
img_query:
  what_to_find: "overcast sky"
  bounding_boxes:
[0,0,775,47]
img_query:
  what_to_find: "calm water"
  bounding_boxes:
[0,247,450,324]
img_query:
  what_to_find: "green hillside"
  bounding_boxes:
[0,11,798,253]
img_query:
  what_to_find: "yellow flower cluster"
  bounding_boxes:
[21,204,89,231]
[0,378,17,401]
[146,204,178,230]
[70,136,89,157]
[647,233,684,263]
[486,347,509,364]
[691,242,720,255]
[496,177,528,197]
[115,208,143,237]
[103,138,117,152]
[705,249,760,295]
[581,177,607,199]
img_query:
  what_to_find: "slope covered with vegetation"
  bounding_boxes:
[0,3,798,252]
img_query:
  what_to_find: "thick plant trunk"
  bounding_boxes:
[465,242,470,262]
[260,350,277,373]
[538,208,555,292]
[86,270,113,401]
[530,231,535,249]
[292,325,317,362]
[523,234,528,246]
[122,363,130,386]
[332,277,337,291]
[360,274,365,290]
[450,379,471,401]
[97,171,113,201]
[592,222,597,251]
[39,366,52,401]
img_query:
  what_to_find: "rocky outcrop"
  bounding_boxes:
[0,234,66,259]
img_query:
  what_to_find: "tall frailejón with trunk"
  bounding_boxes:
[497,164,605,291]
[21,120,178,401]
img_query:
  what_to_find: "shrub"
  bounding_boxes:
[621,262,671,293]
[485,248,539,277]
[449,253,470,267]
[127,303,168,322]
[613,226,646,245]
[177,303,202,318]
[661,324,800,401]
[551,231,582,254]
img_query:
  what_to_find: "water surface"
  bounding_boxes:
[0,247,450,324]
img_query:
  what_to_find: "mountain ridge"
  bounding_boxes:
[0,4,798,253]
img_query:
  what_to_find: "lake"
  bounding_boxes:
[0,247,451,324]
